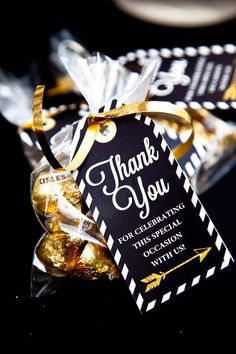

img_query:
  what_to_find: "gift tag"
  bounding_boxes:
[120,44,236,110]
[73,111,234,313]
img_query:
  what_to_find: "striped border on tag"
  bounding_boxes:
[76,106,234,312]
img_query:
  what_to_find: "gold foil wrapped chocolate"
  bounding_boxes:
[36,231,80,277]
[74,242,119,280]
[32,170,119,281]
[32,171,82,216]
[36,232,119,280]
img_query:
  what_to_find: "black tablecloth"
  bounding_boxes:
[2,1,236,351]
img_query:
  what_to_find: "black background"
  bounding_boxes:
[1,1,236,351]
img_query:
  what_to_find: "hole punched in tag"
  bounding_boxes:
[41,117,56,131]
[95,119,117,143]
[22,116,56,132]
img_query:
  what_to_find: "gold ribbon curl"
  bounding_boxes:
[33,85,194,171]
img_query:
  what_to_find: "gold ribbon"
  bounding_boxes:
[22,101,80,132]
[223,59,236,100]
[33,85,194,171]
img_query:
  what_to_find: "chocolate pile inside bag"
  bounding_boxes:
[36,231,119,279]
[31,165,120,288]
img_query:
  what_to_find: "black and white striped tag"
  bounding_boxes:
[119,44,236,110]
[74,110,234,313]
[154,122,207,186]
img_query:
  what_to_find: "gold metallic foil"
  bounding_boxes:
[36,232,119,280]
[74,242,120,280]
[36,231,83,276]
[32,171,82,215]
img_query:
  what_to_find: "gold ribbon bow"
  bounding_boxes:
[33,85,194,171]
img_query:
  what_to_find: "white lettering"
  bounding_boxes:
[153,59,190,96]
[85,137,170,219]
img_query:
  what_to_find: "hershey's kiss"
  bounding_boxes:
[32,171,82,216]
[36,232,119,280]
